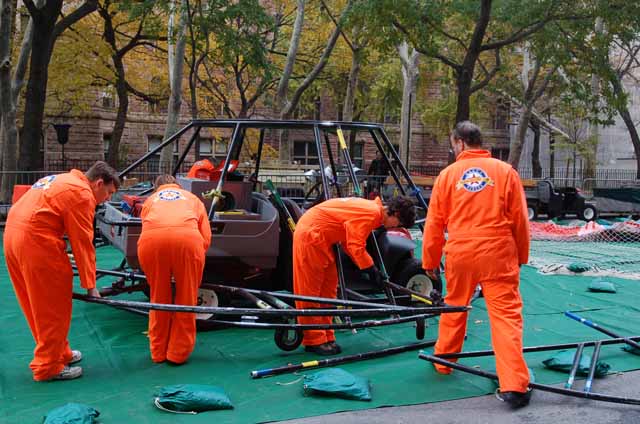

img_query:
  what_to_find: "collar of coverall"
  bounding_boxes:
[156,183,181,190]
[455,149,491,161]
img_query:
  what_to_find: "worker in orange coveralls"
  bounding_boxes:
[186,158,217,179]
[294,196,416,355]
[137,175,211,364]
[422,121,531,408]
[4,161,119,381]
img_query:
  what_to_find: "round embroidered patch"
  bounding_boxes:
[157,189,184,201]
[457,168,494,192]
[32,175,56,190]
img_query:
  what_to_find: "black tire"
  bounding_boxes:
[527,205,538,221]
[274,322,304,351]
[580,204,598,222]
[393,257,443,295]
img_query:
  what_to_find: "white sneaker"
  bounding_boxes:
[68,350,82,364]
[51,365,83,381]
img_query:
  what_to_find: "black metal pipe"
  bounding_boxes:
[565,343,584,389]
[172,127,201,176]
[565,311,640,351]
[253,129,265,192]
[419,353,640,406]
[72,293,468,317]
[120,122,193,178]
[437,336,640,359]
[584,342,602,393]
[251,339,437,379]
[323,131,342,198]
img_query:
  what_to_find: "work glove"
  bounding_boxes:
[363,265,385,287]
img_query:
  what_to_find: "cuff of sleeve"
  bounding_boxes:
[357,258,374,270]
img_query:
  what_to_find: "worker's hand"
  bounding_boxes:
[363,265,385,287]
[87,287,101,298]
[425,269,439,281]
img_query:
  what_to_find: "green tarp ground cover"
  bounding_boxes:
[2,239,640,423]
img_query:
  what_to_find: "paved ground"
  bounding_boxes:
[278,369,640,424]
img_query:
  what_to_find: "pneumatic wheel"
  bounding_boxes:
[394,258,443,295]
[274,320,304,351]
[527,205,538,221]
[580,205,598,222]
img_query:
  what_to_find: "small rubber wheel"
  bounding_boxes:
[415,317,426,340]
[274,323,304,351]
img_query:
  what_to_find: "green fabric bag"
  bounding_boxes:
[303,368,372,401]
[588,280,617,293]
[154,384,233,414]
[566,262,591,273]
[43,403,99,424]
[621,344,640,355]
[542,349,610,377]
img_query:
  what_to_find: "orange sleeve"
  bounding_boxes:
[422,174,448,270]
[63,191,97,289]
[343,215,376,270]
[196,198,211,250]
[506,168,530,265]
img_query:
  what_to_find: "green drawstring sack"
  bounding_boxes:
[303,368,372,401]
[154,384,233,414]
[566,262,591,273]
[542,349,610,377]
[43,403,99,424]
[588,280,617,293]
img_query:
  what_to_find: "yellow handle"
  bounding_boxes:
[337,128,348,150]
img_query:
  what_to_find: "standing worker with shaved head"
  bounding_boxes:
[4,161,119,381]
[137,175,211,364]
[422,121,531,408]
[294,196,416,355]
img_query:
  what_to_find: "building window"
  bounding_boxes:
[103,133,111,160]
[491,147,509,161]
[293,140,319,166]
[148,99,169,114]
[493,99,510,130]
[352,142,364,168]
[198,137,213,156]
[214,138,228,155]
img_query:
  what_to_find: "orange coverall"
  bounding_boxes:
[3,171,98,381]
[422,149,530,393]
[137,183,211,363]
[293,197,384,346]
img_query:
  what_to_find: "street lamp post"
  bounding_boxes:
[53,123,71,170]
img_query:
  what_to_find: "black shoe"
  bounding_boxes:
[327,341,342,354]
[496,389,532,409]
[304,342,339,356]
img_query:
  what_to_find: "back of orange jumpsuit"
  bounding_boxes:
[3,171,98,381]
[137,183,211,363]
[293,197,384,346]
[422,149,530,393]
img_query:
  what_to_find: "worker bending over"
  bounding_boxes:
[294,196,416,355]
[137,175,211,364]
[4,161,119,381]
[422,121,531,408]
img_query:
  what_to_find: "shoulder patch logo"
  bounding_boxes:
[31,175,56,190]
[156,189,185,202]
[456,167,494,192]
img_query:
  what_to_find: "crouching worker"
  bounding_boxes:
[137,175,211,364]
[294,196,416,355]
[422,121,531,408]
[4,161,119,381]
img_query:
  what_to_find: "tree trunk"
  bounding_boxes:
[508,106,532,168]
[275,0,304,112]
[398,41,419,167]
[611,74,640,178]
[0,0,18,202]
[19,1,61,172]
[530,118,542,178]
[160,0,187,172]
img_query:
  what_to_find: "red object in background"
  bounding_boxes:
[122,195,147,217]
[209,160,239,181]
[11,185,30,204]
